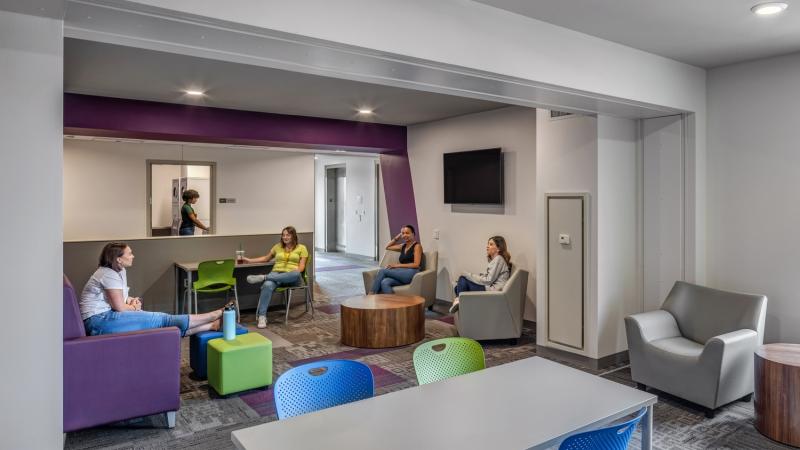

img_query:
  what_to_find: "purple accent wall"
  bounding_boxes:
[379,153,419,236]
[63,94,417,237]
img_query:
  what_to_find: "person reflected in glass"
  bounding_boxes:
[179,189,209,236]
[450,236,511,313]
[81,242,227,336]
[244,226,308,329]
[369,224,423,295]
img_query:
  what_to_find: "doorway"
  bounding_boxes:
[325,165,346,252]
[315,154,380,259]
[147,160,216,236]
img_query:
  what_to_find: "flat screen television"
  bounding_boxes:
[443,148,504,204]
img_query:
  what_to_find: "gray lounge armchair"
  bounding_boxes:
[362,251,438,309]
[625,281,767,417]
[454,268,529,341]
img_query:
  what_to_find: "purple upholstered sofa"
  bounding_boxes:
[63,276,181,432]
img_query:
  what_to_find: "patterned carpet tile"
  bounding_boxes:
[288,346,397,366]
[315,264,366,272]
[315,303,341,314]
[239,389,276,418]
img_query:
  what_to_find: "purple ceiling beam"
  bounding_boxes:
[63,94,406,152]
[63,93,417,237]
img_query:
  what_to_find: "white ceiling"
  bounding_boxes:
[64,39,508,126]
[474,0,800,68]
[0,0,63,19]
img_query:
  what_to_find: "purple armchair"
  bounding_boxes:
[63,276,181,432]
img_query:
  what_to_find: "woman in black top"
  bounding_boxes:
[369,225,423,294]
[179,189,209,236]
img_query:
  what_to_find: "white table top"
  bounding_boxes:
[175,261,273,272]
[231,356,656,450]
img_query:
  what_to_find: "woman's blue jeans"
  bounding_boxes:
[257,271,302,316]
[454,276,486,296]
[84,310,190,336]
[371,268,418,294]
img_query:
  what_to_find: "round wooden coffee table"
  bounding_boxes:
[340,294,425,348]
[755,343,800,447]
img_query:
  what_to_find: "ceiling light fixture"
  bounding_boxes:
[184,89,205,96]
[751,2,788,15]
[357,108,374,115]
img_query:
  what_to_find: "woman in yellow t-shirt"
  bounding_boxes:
[244,226,308,328]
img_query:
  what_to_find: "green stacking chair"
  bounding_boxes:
[413,337,485,385]
[276,253,314,323]
[193,259,239,321]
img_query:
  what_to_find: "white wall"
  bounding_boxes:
[313,154,379,258]
[642,116,685,311]
[378,163,390,261]
[596,116,639,357]
[64,140,314,240]
[535,112,639,359]
[151,164,180,227]
[707,51,800,344]
[0,10,64,449]
[132,0,705,113]
[115,0,711,289]
[344,157,377,257]
[408,107,537,318]
[536,111,598,356]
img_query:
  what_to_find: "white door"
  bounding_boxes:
[547,195,585,350]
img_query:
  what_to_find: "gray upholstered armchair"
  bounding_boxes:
[454,268,528,341]
[362,251,438,309]
[625,281,767,417]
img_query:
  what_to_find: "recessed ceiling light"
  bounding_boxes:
[751,2,788,15]
[185,89,205,96]
[357,108,373,115]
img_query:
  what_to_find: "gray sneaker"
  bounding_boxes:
[247,274,266,285]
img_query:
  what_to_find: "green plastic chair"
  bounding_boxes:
[413,337,485,385]
[193,259,239,321]
[276,253,314,323]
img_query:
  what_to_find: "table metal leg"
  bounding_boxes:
[184,270,193,315]
[174,265,179,315]
[642,404,653,450]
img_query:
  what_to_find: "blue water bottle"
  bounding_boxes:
[222,305,236,341]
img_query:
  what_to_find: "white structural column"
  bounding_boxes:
[0,10,64,450]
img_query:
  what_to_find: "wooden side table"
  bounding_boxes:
[340,294,425,348]
[755,343,800,447]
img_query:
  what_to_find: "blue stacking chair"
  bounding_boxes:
[559,408,647,450]
[274,360,374,420]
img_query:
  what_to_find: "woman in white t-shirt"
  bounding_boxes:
[80,242,227,336]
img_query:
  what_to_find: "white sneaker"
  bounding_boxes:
[257,316,267,328]
[449,298,460,314]
[247,274,267,285]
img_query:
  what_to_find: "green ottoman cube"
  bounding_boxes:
[207,333,273,395]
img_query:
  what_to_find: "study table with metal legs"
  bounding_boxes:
[174,261,273,314]
[232,356,656,450]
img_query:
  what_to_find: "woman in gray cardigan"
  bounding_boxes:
[450,236,511,312]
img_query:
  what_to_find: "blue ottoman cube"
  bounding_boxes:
[190,324,248,379]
